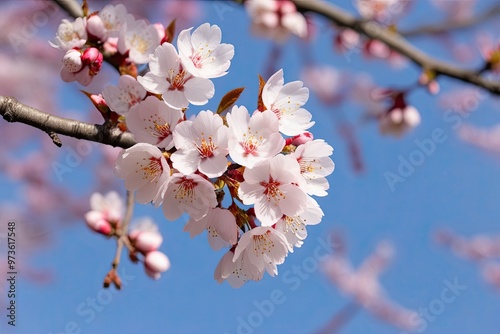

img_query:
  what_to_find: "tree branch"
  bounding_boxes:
[291,0,500,95]
[400,4,500,37]
[0,96,136,149]
[52,0,83,18]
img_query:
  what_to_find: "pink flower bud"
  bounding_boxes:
[144,251,170,279]
[62,49,83,73]
[82,47,103,76]
[291,132,313,146]
[133,231,163,253]
[86,14,107,41]
[84,211,112,235]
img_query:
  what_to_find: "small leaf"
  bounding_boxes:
[165,19,177,44]
[216,87,245,114]
[257,75,266,111]
[82,0,88,17]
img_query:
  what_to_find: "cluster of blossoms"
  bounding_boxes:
[113,64,334,287]
[50,4,169,85]
[322,234,420,331]
[84,192,170,280]
[52,3,334,287]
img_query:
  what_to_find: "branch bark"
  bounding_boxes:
[291,0,500,95]
[52,0,83,18]
[0,96,136,149]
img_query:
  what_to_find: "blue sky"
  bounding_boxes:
[2,1,500,333]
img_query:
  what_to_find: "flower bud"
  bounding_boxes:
[62,49,83,73]
[82,47,103,76]
[144,251,170,279]
[291,132,313,146]
[84,211,112,235]
[133,231,163,253]
[86,14,107,41]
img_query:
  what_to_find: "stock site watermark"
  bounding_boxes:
[4,221,18,327]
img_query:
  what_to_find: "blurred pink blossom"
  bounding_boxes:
[321,234,419,331]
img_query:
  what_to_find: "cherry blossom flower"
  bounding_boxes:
[435,230,500,261]
[457,124,500,154]
[215,250,263,288]
[184,207,238,250]
[335,28,361,54]
[144,251,170,280]
[322,235,419,331]
[126,96,183,149]
[238,154,307,226]
[171,110,229,177]
[177,23,235,79]
[436,230,500,291]
[129,217,163,253]
[355,0,408,23]
[84,191,123,235]
[233,226,290,278]
[102,74,147,115]
[117,15,161,64]
[162,173,217,221]
[432,0,476,20]
[379,105,421,137]
[262,69,314,136]
[290,139,335,197]
[137,42,215,109]
[60,47,103,86]
[115,143,170,205]
[226,106,284,168]
[301,65,347,105]
[61,49,82,73]
[245,0,307,41]
[49,17,87,51]
[275,196,323,250]
[86,4,128,41]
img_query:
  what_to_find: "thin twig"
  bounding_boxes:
[0,96,136,149]
[289,0,500,95]
[112,191,135,269]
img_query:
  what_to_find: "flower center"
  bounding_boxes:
[168,68,190,91]
[154,122,171,142]
[252,232,276,257]
[241,131,262,157]
[196,136,217,159]
[191,53,203,69]
[260,177,285,204]
[173,177,197,202]
[130,33,149,54]
[127,92,142,107]
[141,157,163,179]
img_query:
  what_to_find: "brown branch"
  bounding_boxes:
[401,4,500,37]
[290,0,500,95]
[0,96,136,149]
[52,0,83,18]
